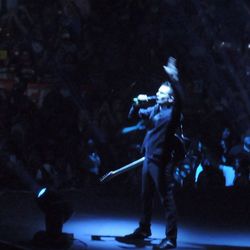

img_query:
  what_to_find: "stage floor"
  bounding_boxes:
[0,186,249,250]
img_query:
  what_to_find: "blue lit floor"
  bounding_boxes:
[64,215,250,250]
[0,188,249,250]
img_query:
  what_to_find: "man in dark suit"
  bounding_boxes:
[124,58,184,250]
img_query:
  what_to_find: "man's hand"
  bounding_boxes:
[133,94,149,105]
[163,57,179,81]
[137,94,149,101]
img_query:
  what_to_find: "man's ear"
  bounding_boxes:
[169,95,175,103]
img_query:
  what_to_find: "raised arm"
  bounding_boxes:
[163,56,185,110]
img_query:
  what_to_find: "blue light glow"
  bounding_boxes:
[37,188,47,198]
[219,165,235,186]
[195,164,203,182]
[63,215,250,249]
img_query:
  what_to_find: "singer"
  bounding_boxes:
[123,59,184,250]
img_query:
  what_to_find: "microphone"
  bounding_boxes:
[146,96,157,101]
[133,95,157,103]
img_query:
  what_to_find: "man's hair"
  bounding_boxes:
[161,81,172,88]
[160,81,174,96]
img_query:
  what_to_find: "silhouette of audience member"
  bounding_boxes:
[80,138,101,187]
[230,135,250,187]
[197,158,225,189]
[219,127,236,166]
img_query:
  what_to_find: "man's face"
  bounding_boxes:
[156,85,174,105]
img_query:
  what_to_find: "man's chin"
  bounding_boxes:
[156,100,163,105]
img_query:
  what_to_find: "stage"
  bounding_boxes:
[0,186,249,250]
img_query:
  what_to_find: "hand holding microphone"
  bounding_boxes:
[133,94,156,105]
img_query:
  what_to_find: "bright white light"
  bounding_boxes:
[37,188,47,198]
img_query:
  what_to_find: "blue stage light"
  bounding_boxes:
[37,188,47,198]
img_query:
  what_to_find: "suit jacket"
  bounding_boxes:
[129,102,181,163]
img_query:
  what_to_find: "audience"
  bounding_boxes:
[0,0,249,191]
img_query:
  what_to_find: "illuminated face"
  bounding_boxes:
[156,84,174,105]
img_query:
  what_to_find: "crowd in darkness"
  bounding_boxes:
[0,0,249,192]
